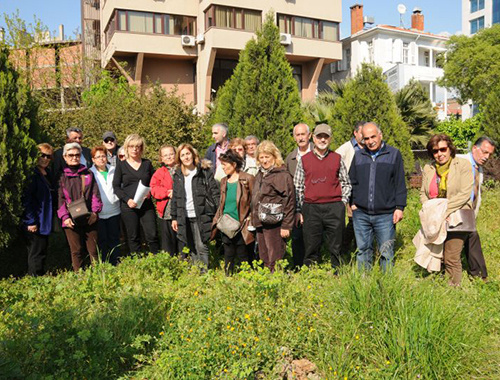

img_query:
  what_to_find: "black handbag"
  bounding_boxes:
[66,175,91,226]
[258,202,284,225]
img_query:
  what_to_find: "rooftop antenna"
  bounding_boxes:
[397,3,407,28]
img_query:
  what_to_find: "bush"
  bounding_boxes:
[435,114,483,151]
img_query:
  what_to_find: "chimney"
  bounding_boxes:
[59,24,65,40]
[411,8,424,31]
[350,4,364,35]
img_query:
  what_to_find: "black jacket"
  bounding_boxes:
[171,161,220,244]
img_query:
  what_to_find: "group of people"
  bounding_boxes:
[21,122,496,284]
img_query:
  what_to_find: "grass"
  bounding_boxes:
[1,189,500,379]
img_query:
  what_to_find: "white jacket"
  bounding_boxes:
[335,140,356,172]
[90,165,120,219]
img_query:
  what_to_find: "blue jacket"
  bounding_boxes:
[204,143,217,172]
[22,168,54,235]
[349,143,407,215]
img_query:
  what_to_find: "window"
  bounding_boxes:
[291,64,302,92]
[345,48,351,69]
[424,51,430,67]
[204,6,261,32]
[493,0,500,24]
[114,10,195,36]
[278,14,339,41]
[471,0,485,13]
[470,16,485,34]
[402,43,409,64]
[368,41,374,63]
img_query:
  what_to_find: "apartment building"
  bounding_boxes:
[462,0,500,35]
[87,0,341,113]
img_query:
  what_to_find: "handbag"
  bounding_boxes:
[67,175,91,226]
[447,209,476,232]
[217,213,241,239]
[258,202,284,225]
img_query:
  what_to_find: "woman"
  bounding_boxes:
[22,143,55,276]
[151,144,178,255]
[251,141,295,272]
[90,146,121,265]
[212,150,255,274]
[57,142,103,271]
[113,134,159,254]
[171,144,220,270]
[420,134,473,285]
[229,138,258,176]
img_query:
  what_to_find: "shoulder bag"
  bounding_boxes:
[67,175,91,226]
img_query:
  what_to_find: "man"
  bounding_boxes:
[458,136,496,280]
[349,122,407,272]
[244,135,259,159]
[102,131,120,167]
[294,124,351,269]
[52,127,92,183]
[335,121,365,259]
[204,123,229,179]
[286,123,313,268]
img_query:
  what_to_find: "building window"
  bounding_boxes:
[470,16,485,34]
[291,64,302,92]
[471,0,485,13]
[368,41,374,63]
[204,6,261,32]
[424,51,430,67]
[403,43,409,64]
[493,0,500,24]
[278,14,339,41]
[114,10,196,36]
[345,48,351,69]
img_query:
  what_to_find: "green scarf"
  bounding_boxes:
[435,159,452,198]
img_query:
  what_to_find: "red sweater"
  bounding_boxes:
[302,151,342,204]
[150,166,174,217]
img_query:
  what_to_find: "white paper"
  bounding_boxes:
[133,180,150,209]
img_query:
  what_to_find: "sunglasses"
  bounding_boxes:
[67,153,81,158]
[40,153,52,159]
[104,138,115,143]
[432,147,449,155]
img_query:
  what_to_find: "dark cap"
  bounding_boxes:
[102,131,117,141]
[314,124,332,137]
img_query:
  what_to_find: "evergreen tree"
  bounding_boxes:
[0,47,40,249]
[209,13,303,153]
[330,63,414,173]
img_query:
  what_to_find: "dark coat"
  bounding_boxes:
[171,161,220,244]
[204,143,218,172]
[22,167,54,236]
[285,142,314,178]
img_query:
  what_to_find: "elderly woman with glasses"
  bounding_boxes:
[57,142,103,271]
[113,134,159,255]
[420,134,473,285]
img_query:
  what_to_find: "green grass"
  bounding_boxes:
[1,189,500,379]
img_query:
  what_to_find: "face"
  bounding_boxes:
[212,126,226,144]
[221,161,237,176]
[353,127,364,145]
[68,131,83,144]
[432,140,452,165]
[245,139,257,156]
[313,133,331,151]
[92,150,108,169]
[118,151,125,161]
[472,141,495,167]
[232,145,245,158]
[293,125,311,149]
[37,148,52,169]
[160,147,176,166]
[127,141,143,159]
[362,124,383,152]
[180,148,194,167]
[258,152,276,170]
[103,137,117,151]
[64,148,81,166]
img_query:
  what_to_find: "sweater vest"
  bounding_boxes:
[302,151,342,204]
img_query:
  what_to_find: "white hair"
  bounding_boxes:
[63,142,82,156]
[293,123,310,135]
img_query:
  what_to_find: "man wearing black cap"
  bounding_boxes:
[102,131,120,167]
[294,123,351,269]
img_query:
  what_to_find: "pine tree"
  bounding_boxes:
[0,47,40,249]
[209,12,303,153]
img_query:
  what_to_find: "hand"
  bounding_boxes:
[88,213,98,225]
[172,220,178,232]
[167,189,173,198]
[127,199,138,209]
[393,209,404,224]
[280,229,290,239]
[64,218,75,229]
[27,225,38,233]
[295,213,303,227]
[351,204,358,211]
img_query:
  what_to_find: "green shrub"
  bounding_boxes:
[435,114,483,151]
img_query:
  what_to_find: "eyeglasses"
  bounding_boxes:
[128,145,142,150]
[40,153,52,159]
[94,155,107,160]
[432,147,449,155]
[104,138,115,143]
[66,153,81,158]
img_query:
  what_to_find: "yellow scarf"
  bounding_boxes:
[435,160,451,198]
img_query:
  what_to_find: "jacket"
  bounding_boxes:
[349,143,407,215]
[171,160,221,244]
[457,152,483,216]
[285,142,313,178]
[22,167,54,235]
[251,166,295,230]
[335,138,359,172]
[90,165,120,219]
[420,156,473,218]
[212,172,255,244]
[150,165,174,218]
[52,146,92,185]
[57,165,103,225]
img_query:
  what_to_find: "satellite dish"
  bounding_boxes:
[397,4,407,15]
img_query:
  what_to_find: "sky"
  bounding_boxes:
[0,0,461,40]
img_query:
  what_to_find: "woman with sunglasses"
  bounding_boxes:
[420,134,473,285]
[22,143,55,276]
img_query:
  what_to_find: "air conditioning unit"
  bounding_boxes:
[181,35,195,47]
[196,33,205,45]
[280,33,292,46]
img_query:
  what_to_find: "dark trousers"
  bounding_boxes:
[256,225,285,272]
[340,216,357,261]
[222,232,247,274]
[464,231,488,278]
[158,218,178,256]
[302,202,345,268]
[181,218,209,269]
[64,223,98,271]
[97,215,121,265]
[25,231,49,276]
[291,224,305,268]
[121,203,159,254]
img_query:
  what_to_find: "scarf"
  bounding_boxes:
[435,159,452,198]
[259,166,274,177]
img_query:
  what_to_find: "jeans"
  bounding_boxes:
[353,209,395,272]
[97,215,121,265]
[182,218,209,269]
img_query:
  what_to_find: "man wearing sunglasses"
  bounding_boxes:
[52,127,92,184]
[102,131,120,167]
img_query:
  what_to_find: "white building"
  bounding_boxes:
[322,4,450,119]
[462,0,500,36]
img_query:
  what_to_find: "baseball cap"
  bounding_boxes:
[103,131,117,141]
[314,124,332,137]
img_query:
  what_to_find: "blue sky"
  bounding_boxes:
[0,0,461,39]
